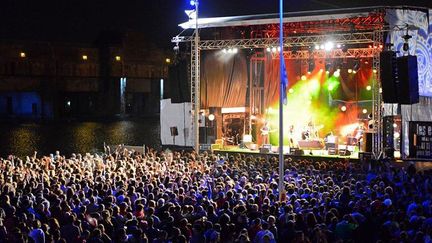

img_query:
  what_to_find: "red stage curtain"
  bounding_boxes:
[201,51,247,108]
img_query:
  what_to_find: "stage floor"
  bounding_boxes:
[212,145,360,160]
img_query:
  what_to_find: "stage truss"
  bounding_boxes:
[174,30,385,158]
[273,48,380,59]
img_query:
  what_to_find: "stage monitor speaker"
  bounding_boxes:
[397,55,419,104]
[339,149,351,156]
[259,147,270,153]
[170,127,178,136]
[380,51,399,103]
[362,132,373,153]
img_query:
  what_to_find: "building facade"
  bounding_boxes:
[0,32,169,119]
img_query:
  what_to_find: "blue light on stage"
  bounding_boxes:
[190,0,196,6]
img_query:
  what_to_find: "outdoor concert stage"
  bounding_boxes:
[161,6,432,161]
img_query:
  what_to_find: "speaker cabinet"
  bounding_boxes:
[397,55,419,104]
[362,132,373,153]
[168,59,190,103]
[380,51,399,103]
[259,147,270,153]
[339,149,351,156]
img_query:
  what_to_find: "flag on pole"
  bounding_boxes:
[281,57,288,105]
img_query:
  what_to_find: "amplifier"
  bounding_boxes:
[259,147,270,153]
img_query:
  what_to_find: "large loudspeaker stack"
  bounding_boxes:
[168,58,190,103]
[380,51,399,103]
[362,132,373,153]
[380,52,419,104]
[397,56,419,104]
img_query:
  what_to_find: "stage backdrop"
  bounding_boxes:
[200,51,247,108]
[386,8,432,97]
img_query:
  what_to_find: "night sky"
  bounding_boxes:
[0,0,431,49]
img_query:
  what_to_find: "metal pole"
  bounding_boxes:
[278,0,285,201]
[194,1,200,153]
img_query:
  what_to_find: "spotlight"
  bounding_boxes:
[289,88,294,93]
[301,75,307,81]
[336,43,342,48]
[271,47,277,53]
[315,45,320,50]
[341,44,349,53]
[266,47,271,52]
[368,120,374,129]
[366,85,372,91]
[373,69,377,74]
[393,123,397,128]
[324,41,334,51]
[341,105,347,112]
[173,44,180,53]
[348,69,353,74]
[208,114,215,121]
[362,109,368,114]
[222,48,227,53]
[333,70,340,78]
[20,52,26,58]
[379,88,382,93]
[320,44,325,50]
[190,0,197,6]
[233,48,238,54]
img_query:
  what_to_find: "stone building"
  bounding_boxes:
[0,32,169,119]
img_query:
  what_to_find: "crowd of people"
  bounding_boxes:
[0,148,431,242]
